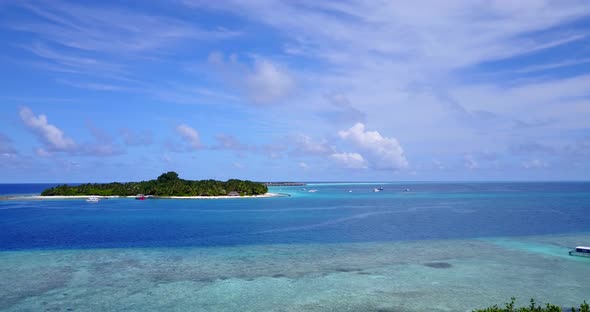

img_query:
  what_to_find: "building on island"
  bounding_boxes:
[228,191,240,196]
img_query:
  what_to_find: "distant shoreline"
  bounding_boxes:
[263,182,306,186]
[1,193,286,200]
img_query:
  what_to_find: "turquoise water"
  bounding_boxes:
[1,182,589,311]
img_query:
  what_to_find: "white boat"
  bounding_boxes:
[86,196,100,203]
[373,188,380,192]
[348,190,353,193]
[569,246,590,257]
[308,189,318,193]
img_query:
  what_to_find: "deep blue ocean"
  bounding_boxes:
[1,182,589,251]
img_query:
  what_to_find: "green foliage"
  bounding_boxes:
[41,172,268,197]
[157,171,179,183]
[474,298,589,312]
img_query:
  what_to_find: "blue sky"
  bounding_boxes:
[1,1,589,182]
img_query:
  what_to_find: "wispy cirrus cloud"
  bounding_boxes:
[20,42,125,74]
[188,1,589,69]
[4,1,241,95]
[11,1,240,56]
[56,78,133,92]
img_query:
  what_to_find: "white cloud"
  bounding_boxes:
[292,134,334,156]
[18,107,125,157]
[185,1,590,179]
[19,106,76,151]
[331,152,367,169]
[338,123,408,170]
[15,2,239,57]
[246,59,294,103]
[192,1,589,70]
[298,162,309,169]
[176,124,201,149]
[208,52,294,104]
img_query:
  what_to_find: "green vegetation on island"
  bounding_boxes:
[41,172,268,197]
[474,298,589,312]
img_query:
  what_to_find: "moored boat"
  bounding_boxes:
[569,246,590,257]
[86,196,100,203]
[135,194,146,200]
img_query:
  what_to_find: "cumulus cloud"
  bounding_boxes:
[19,106,76,151]
[330,152,367,169]
[18,107,125,157]
[208,52,294,104]
[338,123,408,170]
[176,124,201,149]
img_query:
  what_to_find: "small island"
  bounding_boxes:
[40,172,270,198]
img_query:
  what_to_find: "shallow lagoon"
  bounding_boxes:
[1,182,589,311]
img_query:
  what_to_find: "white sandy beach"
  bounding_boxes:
[2,193,284,200]
[163,193,282,199]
